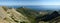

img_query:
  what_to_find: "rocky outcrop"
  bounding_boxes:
[0,6,30,23]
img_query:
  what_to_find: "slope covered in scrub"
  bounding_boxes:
[16,7,40,23]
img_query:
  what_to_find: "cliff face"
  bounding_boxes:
[0,6,30,23]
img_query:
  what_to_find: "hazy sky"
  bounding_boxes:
[0,0,60,10]
[19,0,60,5]
[0,0,60,6]
[0,0,20,6]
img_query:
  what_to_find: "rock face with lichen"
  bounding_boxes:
[0,6,30,23]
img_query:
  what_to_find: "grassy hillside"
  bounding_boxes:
[16,7,54,23]
[16,7,40,23]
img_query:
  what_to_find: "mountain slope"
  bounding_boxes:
[16,7,40,23]
[0,6,30,23]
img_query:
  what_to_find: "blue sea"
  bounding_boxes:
[7,5,60,11]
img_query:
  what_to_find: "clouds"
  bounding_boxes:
[0,0,21,6]
[19,0,41,5]
[0,0,40,6]
[0,0,60,5]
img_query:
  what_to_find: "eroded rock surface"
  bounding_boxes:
[0,6,30,23]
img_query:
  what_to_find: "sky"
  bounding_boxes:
[0,0,60,5]
[20,0,60,5]
[0,0,60,10]
[0,0,21,6]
